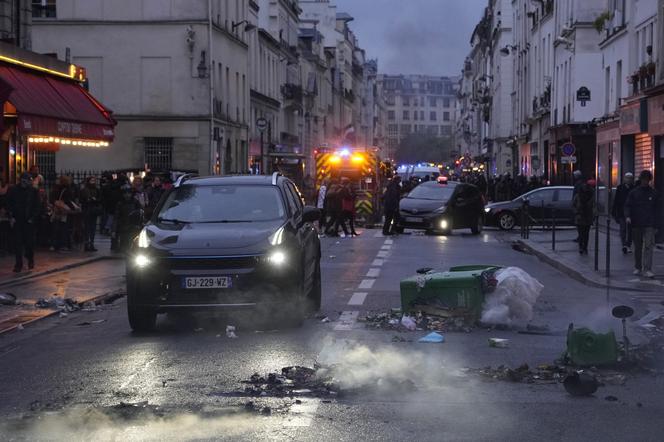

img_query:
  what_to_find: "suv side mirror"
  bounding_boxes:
[302,206,321,223]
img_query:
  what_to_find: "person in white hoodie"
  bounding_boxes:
[316,178,329,234]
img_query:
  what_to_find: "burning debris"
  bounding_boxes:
[240,366,339,398]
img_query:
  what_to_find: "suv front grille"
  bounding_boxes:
[162,255,262,271]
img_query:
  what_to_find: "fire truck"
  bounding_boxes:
[315,147,391,226]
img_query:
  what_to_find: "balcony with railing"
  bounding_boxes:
[629,62,657,96]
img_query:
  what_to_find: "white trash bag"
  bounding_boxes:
[481,267,544,325]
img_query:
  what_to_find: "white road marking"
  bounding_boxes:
[358,278,375,289]
[377,250,389,258]
[372,259,384,266]
[348,292,368,306]
[119,357,155,389]
[384,239,393,245]
[366,268,381,278]
[380,244,391,250]
[284,399,321,427]
[334,311,359,331]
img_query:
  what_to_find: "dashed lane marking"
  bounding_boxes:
[372,259,384,266]
[334,311,359,331]
[376,250,389,258]
[384,239,393,245]
[358,279,375,290]
[366,268,381,278]
[348,292,368,306]
[380,244,392,250]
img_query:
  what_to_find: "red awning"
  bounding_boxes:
[0,65,116,141]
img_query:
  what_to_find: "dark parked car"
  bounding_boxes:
[126,173,321,331]
[397,181,485,235]
[485,186,575,230]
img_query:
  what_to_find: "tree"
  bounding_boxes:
[395,134,454,164]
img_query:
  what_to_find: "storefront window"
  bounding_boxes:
[32,0,57,18]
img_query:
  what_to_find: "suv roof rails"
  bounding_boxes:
[271,171,282,186]
[174,173,198,187]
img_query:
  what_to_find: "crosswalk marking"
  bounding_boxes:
[366,268,381,278]
[358,279,375,289]
[372,259,384,266]
[348,292,368,306]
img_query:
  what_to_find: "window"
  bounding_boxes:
[430,111,437,121]
[615,60,622,109]
[388,124,398,136]
[429,97,437,107]
[402,96,410,106]
[400,124,411,134]
[443,112,450,121]
[414,111,418,121]
[284,183,303,216]
[420,111,425,120]
[32,0,56,18]
[144,137,173,171]
[403,110,409,120]
[428,126,439,135]
[388,110,395,120]
[443,98,451,108]
[525,188,555,204]
[440,125,452,136]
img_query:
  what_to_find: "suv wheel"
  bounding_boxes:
[128,305,157,332]
[498,212,516,231]
[471,216,484,235]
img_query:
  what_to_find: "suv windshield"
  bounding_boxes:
[156,185,286,223]
[407,184,456,201]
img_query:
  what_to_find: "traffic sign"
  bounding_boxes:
[561,156,577,164]
[561,142,576,157]
[256,118,268,132]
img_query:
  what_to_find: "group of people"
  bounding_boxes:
[573,169,660,278]
[0,167,170,273]
[489,174,547,202]
[315,177,359,237]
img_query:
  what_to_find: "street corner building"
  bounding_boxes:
[0,41,115,184]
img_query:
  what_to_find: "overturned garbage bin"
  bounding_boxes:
[400,266,501,320]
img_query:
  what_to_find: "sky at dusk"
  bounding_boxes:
[332,0,487,77]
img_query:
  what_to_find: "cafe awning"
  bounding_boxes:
[0,65,116,141]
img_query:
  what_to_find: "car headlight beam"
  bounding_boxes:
[267,250,287,266]
[440,219,449,230]
[484,207,492,213]
[134,254,152,268]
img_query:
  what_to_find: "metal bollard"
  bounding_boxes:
[594,215,600,271]
[552,206,557,251]
[525,201,530,239]
[606,217,611,278]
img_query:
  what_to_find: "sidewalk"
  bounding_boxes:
[0,237,119,287]
[516,227,664,293]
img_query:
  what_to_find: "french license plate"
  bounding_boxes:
[182,276,232,289]
[405,217,423,223]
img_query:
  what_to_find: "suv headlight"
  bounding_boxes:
[267,250,287,266]
[484,207,492,213]
[134,253,152,268]
[138,228,150,248]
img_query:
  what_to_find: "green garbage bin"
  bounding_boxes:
[400,266,500,318]
[566,327,619,367]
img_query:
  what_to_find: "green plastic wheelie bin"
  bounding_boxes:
[400,266,500,318]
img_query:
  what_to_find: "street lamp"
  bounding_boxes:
[232,20,256,32]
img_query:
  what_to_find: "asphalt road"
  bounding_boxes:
[0,229,663,441]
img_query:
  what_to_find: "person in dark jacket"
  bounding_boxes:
[325,179,344,236]
[382,175,402,236]
[7,173,40,272]
[573,179,595,255]
[611,172,635,254]
[337,177,358,236]
[625,170,659,278]
[80,176,103,252]
[113,184,144,253]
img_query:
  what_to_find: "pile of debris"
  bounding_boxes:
[241,366,339,398]
[467,363,629,386]
[359,309,474,333]
[34,297,98,313]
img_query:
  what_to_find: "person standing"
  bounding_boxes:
[316,178,328,235]
[382,175,402,236]
[80,176,102,252]
[612,172,635,254]
[7,173,40,272]
[625,170,659,278]
[573,179,595,255]
[146,176,165,220]
[113,184,144,253]
[338,177,358,236]
[325,179,344,236]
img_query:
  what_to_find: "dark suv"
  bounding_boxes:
[126,173,321,331]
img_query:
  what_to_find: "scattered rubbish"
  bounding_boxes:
[605,395,618,402]
[194,328,204,332]
[488,338,509,348]
[0,293,17,305]
[470,364,566,384]
[238,365,338,398]
[59,312,68,318]
[481,267,543,326]
[226,325,238,338]
[563,372,599,396]
[75,319,105,326]
[81,301,97,312]
[564,324,619,367]
[16,324,24,330]
[320,317,330,323]
[314,313,327,320]
[418,332,445,343]
[361,309,474,333]
[35,297,80,313]
[400,315,417,331]
[391,335,411,343]
[416,267,434,274]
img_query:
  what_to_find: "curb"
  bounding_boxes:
[0,289,126,335]
[516,239,658,293]
[0,255,122,288]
